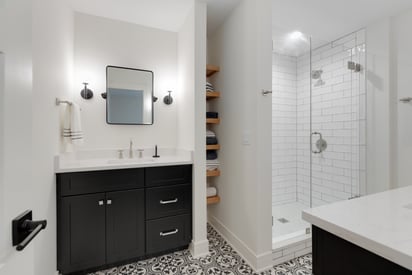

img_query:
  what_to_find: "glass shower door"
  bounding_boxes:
[309,30,366,207]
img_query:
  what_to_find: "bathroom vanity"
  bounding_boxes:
[303,186,412,275]
[55,150,193,274]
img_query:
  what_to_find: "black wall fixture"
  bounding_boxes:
[12,210,47,251]
[163,91,173,105]
[80,82,93,99]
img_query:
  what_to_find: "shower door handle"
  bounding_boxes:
[311,132,322,154]
[311,132,327,154]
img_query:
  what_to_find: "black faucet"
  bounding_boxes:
[153,145,160,158]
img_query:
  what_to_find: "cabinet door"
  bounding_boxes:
[59,193,106,274]
[106,189,145,264]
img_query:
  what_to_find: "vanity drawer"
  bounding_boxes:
[146,184,191,220]
[57,169,144,196]
[146,214,191,255]
[145,165,192,187]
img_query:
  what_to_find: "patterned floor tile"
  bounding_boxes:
[88,224,312,275]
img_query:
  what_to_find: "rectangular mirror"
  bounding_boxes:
[106,66,154,125]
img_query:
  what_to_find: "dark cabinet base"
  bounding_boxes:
[57,165,193,275]
[312,226,412,275]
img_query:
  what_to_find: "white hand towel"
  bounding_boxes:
[63,105,71,145]
[63,103,84,145]
[207,187,217,197]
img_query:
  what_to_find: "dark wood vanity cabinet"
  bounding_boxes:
[57,165,192,275]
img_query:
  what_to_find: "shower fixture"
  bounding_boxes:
[311,69,323,79]
[311,69,325,87]
[348,61,361,72]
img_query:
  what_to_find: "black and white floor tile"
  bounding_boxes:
[89,224,312,275]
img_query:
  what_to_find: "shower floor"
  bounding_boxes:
[272,202,310,244]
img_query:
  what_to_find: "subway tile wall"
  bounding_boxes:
[272,53,298,206]
[273,30,366,208]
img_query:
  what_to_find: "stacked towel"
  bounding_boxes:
[206,130,218,145]
[207,137,218,145]
[63,103,84,145]
[207,159,220,171]
[207,130,216,137]
[207,150,218,160]
[207,187,217,197]
[206,112,219,119]
[206,81,215,92]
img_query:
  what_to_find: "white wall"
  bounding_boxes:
[73,12,178,151]
[391,10,412,188]
[272,53,297,206]
[207,0,272,271]
[0,0,35,274]
[365,9,412,192]
[0,52,4,267]
[365,19,392,193]
[177,1,209,257]
[32,1,73,275]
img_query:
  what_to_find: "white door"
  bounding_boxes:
[0,1,36,274]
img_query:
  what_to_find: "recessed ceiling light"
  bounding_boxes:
[289,31,304,40]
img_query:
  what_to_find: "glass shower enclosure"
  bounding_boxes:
[272,29,366,245]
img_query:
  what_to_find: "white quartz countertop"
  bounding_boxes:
[55,148,193,173]
[302,186,412,271]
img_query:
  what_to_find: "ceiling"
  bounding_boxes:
[69,0,194,32]
[272,0,412,56]
[203,0,240,36]
[70,0,412,56]
[69,0,240,35]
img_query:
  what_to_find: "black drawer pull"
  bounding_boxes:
[160,198,178,205]
[159,229,179,237]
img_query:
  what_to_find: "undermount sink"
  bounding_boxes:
[107,158,156,164]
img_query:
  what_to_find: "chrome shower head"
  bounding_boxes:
[311,69,323,79]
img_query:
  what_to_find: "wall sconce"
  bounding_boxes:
[80,82,93,99]
[163,91,173,105]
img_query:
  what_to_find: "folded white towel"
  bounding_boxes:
[207,166,219,171]
[207,187,217,197]
[206,159,220,165]
[206,130,216,137]
[63,103,84,145]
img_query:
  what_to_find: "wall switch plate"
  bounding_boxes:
[242,131,251,145]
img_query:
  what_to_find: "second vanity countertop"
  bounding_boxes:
[55,148,193,173]
[302,186,412,271]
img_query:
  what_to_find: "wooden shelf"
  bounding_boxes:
[206,91,221,100]
[207,195,220,205]
[207,169,221,177]
[206,144,220,150]
[206,64,220,77]
[206,118,220,124]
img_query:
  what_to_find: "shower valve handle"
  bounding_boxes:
[311,132,327,154]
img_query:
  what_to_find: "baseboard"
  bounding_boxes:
[189,238,209,258]
[208,214,272,272]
